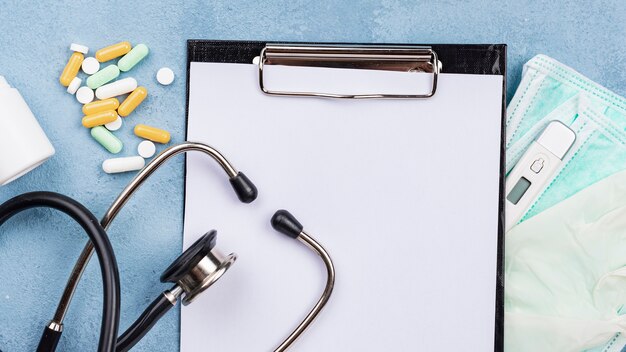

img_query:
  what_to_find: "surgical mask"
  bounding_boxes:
[506,55,626,223]
[505,169,626,352]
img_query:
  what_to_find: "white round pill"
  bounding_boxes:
[137,140,156,158]
[76,86,94,104]
[82,57,100,75]
[67,77,82,94]
[156,67,175,85]
[105,115,123,131]
[70,43,89,54]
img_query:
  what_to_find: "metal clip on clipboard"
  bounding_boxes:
[258,44,441,99]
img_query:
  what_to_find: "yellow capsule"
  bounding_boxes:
[95,41,132,63]
[118,87,147,117]
[82,110,118,128]
[134,124,171,144]
[82,98,120,115]
[59,52,84,87]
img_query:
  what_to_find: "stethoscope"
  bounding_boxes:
[0,142,335,352]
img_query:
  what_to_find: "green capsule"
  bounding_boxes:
[86,65,120,89]
[117,44,149,72]
[91,126,123,154]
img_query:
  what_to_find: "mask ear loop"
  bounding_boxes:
[40,142,258,352]
[0,192,121,352]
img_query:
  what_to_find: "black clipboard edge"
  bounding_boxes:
[186,40,505,75]
[184,40,507,352]
[496,44,507,352]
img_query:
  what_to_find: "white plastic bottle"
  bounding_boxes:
[0,76,55,185]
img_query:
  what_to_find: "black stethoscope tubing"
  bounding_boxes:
[1,142,334,351]
[41,142,257,352]
[0,192,120,352]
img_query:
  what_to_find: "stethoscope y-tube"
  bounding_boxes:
[0,192,121,352]
[32,141,334,351]
[41,142,257,352]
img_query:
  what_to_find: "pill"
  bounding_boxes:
[82,98,120,115]
[95,77,138,100]
[105,115,123,131]
[156,67,175,85]
[67,77,82,94]
[87,65,120,89]
[102,156,145,174]
[70,43,89,54]
[96,41,132,63]
[134,124,170,144]
[118,44,149,72]
[91,126,123,154]
[82,57,100,75]
[60,52,84,86]
[137,140,156,158]
[82,110,118,128]
[118,87,147,117]
[76,86,94,104]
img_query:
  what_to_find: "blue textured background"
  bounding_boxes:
[0,1,624,351]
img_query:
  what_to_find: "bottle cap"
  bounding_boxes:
[0,77,55,185]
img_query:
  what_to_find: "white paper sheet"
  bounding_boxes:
[183,62,503,351]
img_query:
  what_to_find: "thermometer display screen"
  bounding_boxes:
[507,177,531,205]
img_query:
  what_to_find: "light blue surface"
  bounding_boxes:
[0,1,624,351]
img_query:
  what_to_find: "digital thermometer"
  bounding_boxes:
[505,121,576,232]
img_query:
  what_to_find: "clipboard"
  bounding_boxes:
[183,40,506,351]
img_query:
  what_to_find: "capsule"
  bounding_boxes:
[118,87,147,117]
[91,126,123,154]
[82,98,120,115]
[82,110,118,128]
[95,41,132,62]
[118,44,149,72]
[102,156,145,174]
[134,124,170,144]
[86,64,120,89]
[60,52,84,86]
[95,77,138,100]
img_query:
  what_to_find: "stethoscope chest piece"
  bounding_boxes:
[160,230,236,305]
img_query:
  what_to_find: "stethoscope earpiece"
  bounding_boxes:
[229,172,258,203]
[5,143,335,352]
[160,230,236,305]
[268,209,336,352]
[271,209,304,239]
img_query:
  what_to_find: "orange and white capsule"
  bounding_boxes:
[60,52,84,86]
[82,110,118,128]
[134,124,170,144]
[82,98,120,115]
[118,87,147,117]
[95,41,132,63]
